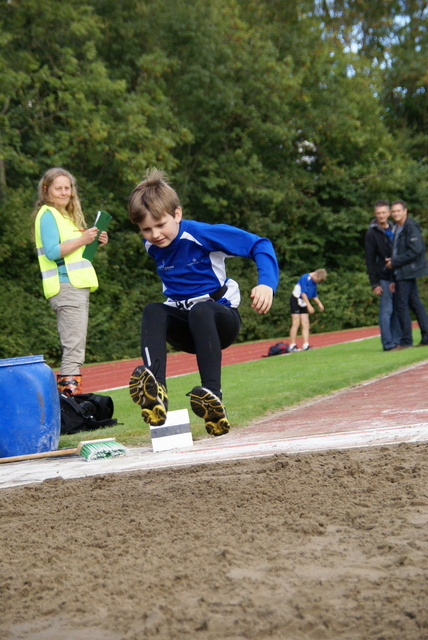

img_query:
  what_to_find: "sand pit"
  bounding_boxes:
[1,442,427,640]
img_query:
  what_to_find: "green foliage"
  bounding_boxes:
[0,0,427,363]
[0,282,59,361]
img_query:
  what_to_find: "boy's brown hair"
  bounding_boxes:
[128,168,181,224]
[314,268,327,282]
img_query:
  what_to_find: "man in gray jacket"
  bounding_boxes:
[365,200,401,351]
[385,200,428,348]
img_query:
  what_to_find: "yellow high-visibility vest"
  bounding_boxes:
[34,205,99,299]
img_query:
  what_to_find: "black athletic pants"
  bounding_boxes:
[140,301,241,398]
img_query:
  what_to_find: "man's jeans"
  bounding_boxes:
[396,279,428,346]
[379,279,402,350]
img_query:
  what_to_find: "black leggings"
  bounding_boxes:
[141,301,241,397]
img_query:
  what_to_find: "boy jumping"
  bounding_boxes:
[128,169,279,436]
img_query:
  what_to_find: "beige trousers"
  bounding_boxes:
[49,283,90,375]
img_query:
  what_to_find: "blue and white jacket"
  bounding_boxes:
[144,218,279,309]
[292,273,318,307]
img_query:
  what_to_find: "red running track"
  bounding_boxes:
[71,326,382,393]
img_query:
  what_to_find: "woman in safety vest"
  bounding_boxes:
[32,167,108,395]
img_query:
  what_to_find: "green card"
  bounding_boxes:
[82,210,112,261]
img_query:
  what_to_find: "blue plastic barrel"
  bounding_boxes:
[0,355,60,457]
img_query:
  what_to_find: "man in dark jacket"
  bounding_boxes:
[385,200,428,348]
[365,200,401,351]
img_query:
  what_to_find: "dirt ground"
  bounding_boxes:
[1,442,428,640]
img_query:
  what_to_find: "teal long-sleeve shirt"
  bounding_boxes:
[39,209,70,282]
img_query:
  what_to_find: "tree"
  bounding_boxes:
[0,0,425,362]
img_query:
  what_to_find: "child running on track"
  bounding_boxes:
[128,169,279,436]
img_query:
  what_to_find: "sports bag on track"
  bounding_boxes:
[263,342,290,357]
[60,392,118,435]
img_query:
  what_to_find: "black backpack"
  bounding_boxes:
[264,342,290,357]
[59,392,118,435]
